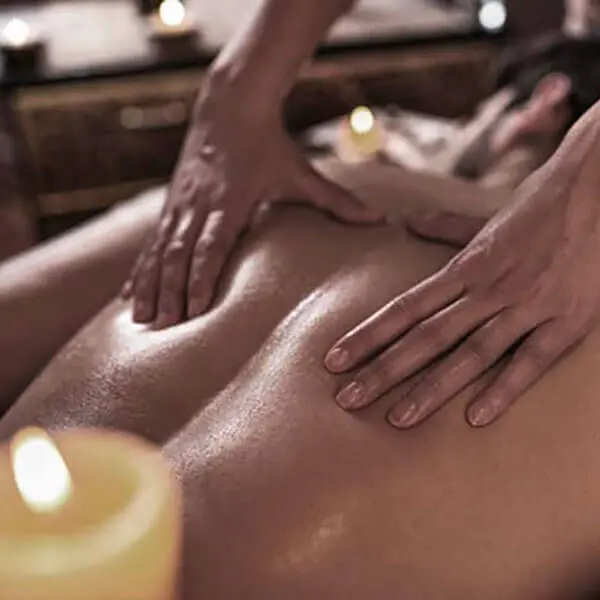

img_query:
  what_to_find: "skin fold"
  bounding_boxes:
[2,162,599,599]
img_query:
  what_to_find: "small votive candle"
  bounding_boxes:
[336,106,385,164]
[0,428,182,600]
[0,18,44,70]
[149,0,197,40]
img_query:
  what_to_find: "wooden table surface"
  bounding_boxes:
[0,0,477,77]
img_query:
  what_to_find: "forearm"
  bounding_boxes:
[515,97,600,218]
[209,0,357,102]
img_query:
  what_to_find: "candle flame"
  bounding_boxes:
[11,428,72,514]
[349,106,375,136]
[478,0,506,32]
[2,18,30,47]
[159,0,186,27]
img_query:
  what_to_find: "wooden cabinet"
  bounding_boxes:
[8,40,497,226]
[14,71,200,216]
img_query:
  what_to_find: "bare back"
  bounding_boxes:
[2,163,600,599]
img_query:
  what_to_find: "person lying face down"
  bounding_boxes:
[448,33,600,189]
[3,161,600,599]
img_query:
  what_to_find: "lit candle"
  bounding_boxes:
[0,18,44,69]
[336,106,385,163]
[1,18,32,49]
[149,0,196,39]
[0,428,181,600]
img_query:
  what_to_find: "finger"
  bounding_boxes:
[154,207,206,329]
[325,269,465,373]
[404,210,486,248]
[295,165,386,224]
[459,361,506,406]
[334,296,499,411]
[466,321,571,427]
[121,250,144,299]
[132,212,177,323]
[387,309,529,428]
[123,224,160,300]
[187,209,242,318]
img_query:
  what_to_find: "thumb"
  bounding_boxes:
[405,210,485,248]
[293,165,387,225]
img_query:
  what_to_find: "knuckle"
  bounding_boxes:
[344,330,380,362]
[388,295,414,322]
[358,365,389,395]
[188,259,210,292]
[193,237,211,260]
[461,334,493,367]
[146,240,164,260]
[198,233,228,257]
[192,236,224,266]
[160,262,186,289]
[205,209,227,230]
[190,249,208,271]
[414,376,446,409]
[412,321,446,351]
[360,355,400,393]
[135,269,155,294]
[164,239,189,263]
[157,215,173,238]
[522,343,549,369]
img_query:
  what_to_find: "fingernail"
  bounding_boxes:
[388,402,421,429]
[325,346,350,372]
[468,404,496,428]
[336,381,365,410]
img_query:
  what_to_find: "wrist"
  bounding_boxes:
[207,46,294,108]
[206,0,358,107]
[192,67,282,127]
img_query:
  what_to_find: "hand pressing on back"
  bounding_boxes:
[326,105,600,428]
[124,81,383,329]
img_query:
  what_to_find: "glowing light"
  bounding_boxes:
[2,18,30,47]
[11,428,72,514]
[478,0,507,32]
[158,0,186,27]
[349,106,375,136]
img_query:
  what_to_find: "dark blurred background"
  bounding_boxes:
[0,0,588,259]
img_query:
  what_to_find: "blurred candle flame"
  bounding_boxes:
[349,106,376,135]
[158,0,186,27]
[2,18,30,47]
[11,428,72,514]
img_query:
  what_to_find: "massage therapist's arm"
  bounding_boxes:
[326,98,600,429]
[124,0,384,328]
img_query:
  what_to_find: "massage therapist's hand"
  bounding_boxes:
[124,82,383,328]
[405,210,486,248]
[326,105,600,428]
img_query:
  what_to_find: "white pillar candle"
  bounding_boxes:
[0,428,181,600]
